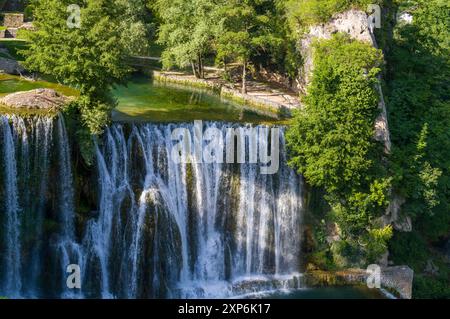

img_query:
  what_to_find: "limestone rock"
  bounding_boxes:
[381,266,414,299]
[382,195,411,232]
[0,57,25,75]
[0,89,70,110]
[298,9,391,153]
[298,9,374,94]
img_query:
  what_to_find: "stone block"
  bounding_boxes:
[4,13,24,28]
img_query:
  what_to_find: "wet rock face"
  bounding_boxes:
[0,88,70,110]
[0,57,25,75]
[381,266,414,299]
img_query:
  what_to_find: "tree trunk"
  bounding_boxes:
[197,55,203,79]
[191,61,199,78]
[201,58,205,79]
[242,60,247,95]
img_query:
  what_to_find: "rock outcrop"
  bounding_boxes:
[0,57,25,75]
[0,89,70,110]
[382,195,411,232]
[298,9,392,153]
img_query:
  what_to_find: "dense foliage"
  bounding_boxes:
[23,0,148,135]
[385,0,450,298]
[287,33,392,266]
[154,0,298,90]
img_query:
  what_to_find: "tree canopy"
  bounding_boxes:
[23,0,148,134]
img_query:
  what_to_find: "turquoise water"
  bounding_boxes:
[111,76,284,124]
[0,74,284,123]
[245,287,388,299]
[0,74,78,97]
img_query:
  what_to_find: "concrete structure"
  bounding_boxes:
[4,13,24,28]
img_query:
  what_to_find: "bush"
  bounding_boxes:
[413,275,450,299]
[285,0,381,27]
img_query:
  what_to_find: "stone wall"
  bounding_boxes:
[305,266,414,299]
[3,13,24,28]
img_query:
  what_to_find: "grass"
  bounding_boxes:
[0,74,79,98]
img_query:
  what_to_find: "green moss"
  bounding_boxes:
[0,104,59,117]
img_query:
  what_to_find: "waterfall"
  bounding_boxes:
[54,115,83,298]
[82,122,303,298]
[0,115,53,297]
[0,116,22,297]
[0,117,304,299]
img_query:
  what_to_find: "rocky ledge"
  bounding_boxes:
[0,56,25,75]
[305,266,414,299]
[0,89,70,110]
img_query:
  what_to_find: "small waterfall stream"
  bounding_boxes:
[0,116,304,299]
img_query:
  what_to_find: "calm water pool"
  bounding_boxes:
[0,74,78,97]
[111,76,284,124]
[0,74,285,124]
[244,287,389,299]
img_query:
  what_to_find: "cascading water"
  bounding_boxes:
[54,116,83,298]
[0,115,53,297]
[0,116,22,297]
[82,122,304,298]
[0,117,304,299]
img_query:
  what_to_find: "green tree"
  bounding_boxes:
[386,0,450,240]
[154,0,222,79]
[23,0,148,134]
[216,0,285,93]
[286,33,391,264]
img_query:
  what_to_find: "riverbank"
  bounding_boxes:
[153,70,301,119]
[304,266,414,299]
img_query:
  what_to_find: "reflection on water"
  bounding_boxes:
[0,74,78,98]
[0,74,288,124]
[243,286,388,299]
[112,75,287,124]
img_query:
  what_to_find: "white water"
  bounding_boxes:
[0,118,304,298]
[54,115,83,298]
[1,116,22,297]
[81,122,304,298]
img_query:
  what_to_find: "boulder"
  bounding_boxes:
[0,57,25,75]
[0,89,70,110]
[381,266,414,299]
